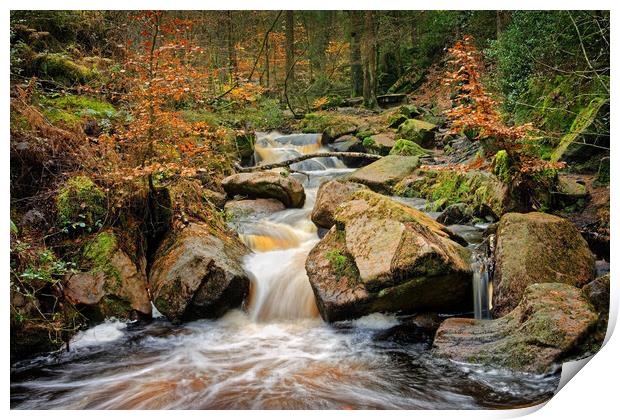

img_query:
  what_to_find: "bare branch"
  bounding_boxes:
[234,151,382,172]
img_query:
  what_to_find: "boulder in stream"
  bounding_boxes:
[432,282,599,374]
[221,170,306,208]
[346,155,420,194]
[64,230,151,320]
[149,223,251,323]
[306,190,472,322]
[493,212,595,317]
[225,198,286,220]
[397,118,437,148]
[311,180,369,229]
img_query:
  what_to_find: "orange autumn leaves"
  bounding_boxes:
[109,12,229,181]
[442,36,565,176]
[443,35,535,143]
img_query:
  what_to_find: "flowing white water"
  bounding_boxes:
[10,132,559,409]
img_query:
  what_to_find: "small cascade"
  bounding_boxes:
[241,131,348,322]
[471,250,493,320]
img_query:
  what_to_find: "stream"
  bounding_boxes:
[10,132,560,409]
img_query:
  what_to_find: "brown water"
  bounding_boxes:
[10,132,560,409]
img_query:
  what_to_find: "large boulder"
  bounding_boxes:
[221,171,305,208]
[433,283,599,374]
[397,119,437,148]
[493,212,595,317]
[368,132,396,154]
[149,223,251,322]
[394,169,513,218]
[347,155,420,194]
[310,180,369,229]
[64,230,151,320]
[224,198,285,220]
[306,190,472,322]
[389,139,431,157]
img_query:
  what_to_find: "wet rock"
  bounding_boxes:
[397,118,437,148]
[369,132,396,154]
[311,180,369,229]
[373,313,443,345]
[347,155,420,194]
[306,190,472,322]
[150,223,251,323]
[492,212,596,317]
[64,230,151,320]
[328,134,361,152]
[394,170,514,219]
[433,282,599,374]
[582,274,609,314]
[225,198,286,219]
[437,203,474,225]
[577,274,610,354]
[221,170,305,208]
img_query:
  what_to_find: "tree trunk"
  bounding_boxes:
[348,11,363,97]
[285,11,295,88]
[265,38,270,87]
[226,11,237,83]
[362,11,378,108]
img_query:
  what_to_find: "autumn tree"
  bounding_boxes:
[111,11,226,182]
[443,36,565,208]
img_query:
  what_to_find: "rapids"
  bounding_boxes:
[10,132,560,409]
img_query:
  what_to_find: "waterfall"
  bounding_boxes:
[241,132,350,322]
[472,251,493,320]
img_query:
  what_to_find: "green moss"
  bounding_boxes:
[83,231,120,287]
[387,113,407,128]
[56,176,106,231]
[362,137,376,148]
[33,53,98,85]
[492,150,511,183]
[397,118,437,146]
[298,111,358,139]
[389,139,431,157]
[326,250,348,273]
[396,170,510,217]
[550,96,608,162]
[38,94,118,128]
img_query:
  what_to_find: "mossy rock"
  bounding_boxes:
[298,112,360,142]
[64,230,151,320]
[433,283,599,374]
[492,212,596,317]
[397,118,437,148]
[398,104,422,118]
[306,190,472,322]
[347,155,420,194]
[56,176,106,231]
[38,94,118,130]
[389,139,431,157]
[387,114,408,129]
[33,53,98,85]
[492,150,511,183]
[394,169,513,219]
